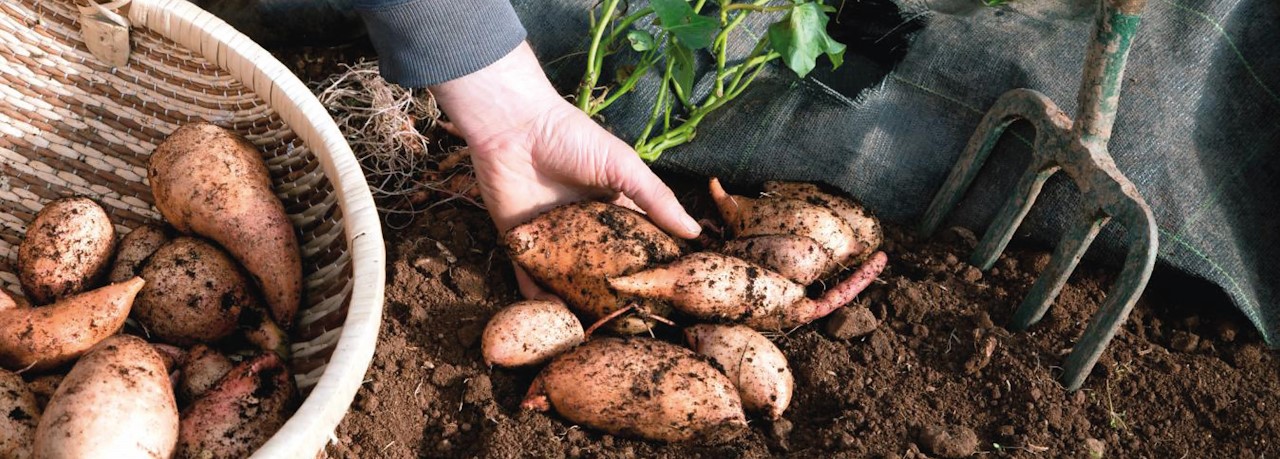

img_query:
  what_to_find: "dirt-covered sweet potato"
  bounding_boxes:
[17,197,116,305]
[685,324,793,420]
[763,181,882,262]
[178,344,234,404]
[149,123,302,327]
[132,237,260,346]
[237,306,291,359]
[482,300,583,368]
[523,337,746,443]
[108,224,170,283]
[177,352,296,459]
[34,335,178,458]
[721,234,831,285]
[711,178,862,273]
[610,251,889,330]
[0,277,144,372]
[504,201,681,334]
[0,368,38,459]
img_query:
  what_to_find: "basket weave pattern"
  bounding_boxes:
[0,0,384,457]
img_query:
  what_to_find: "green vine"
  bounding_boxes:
[576,0,848,161]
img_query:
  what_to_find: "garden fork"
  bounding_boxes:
[917,0,1157,391]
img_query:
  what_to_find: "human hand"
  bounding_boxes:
[431,42,701,299]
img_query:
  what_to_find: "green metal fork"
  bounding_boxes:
[917,0,1158,391]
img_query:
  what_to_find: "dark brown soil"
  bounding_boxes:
[323,178,1280,459]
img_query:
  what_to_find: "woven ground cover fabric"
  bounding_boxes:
[510,0,1280,345]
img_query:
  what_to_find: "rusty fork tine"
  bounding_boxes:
[1010,213,1108,330]
[970,163,1057,270]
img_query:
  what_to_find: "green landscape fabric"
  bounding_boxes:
[512,0,1280,345]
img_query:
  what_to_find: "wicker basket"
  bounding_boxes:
[0,0,384,457]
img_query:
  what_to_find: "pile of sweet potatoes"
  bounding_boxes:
[481,179,888,442]
[0,123,302,458]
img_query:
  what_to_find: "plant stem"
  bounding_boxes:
[589,54,657,116]
[577,0,622,112]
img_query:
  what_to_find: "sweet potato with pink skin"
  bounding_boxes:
[0,277,144,372]
[523,338,747,443]
[133,237,257,346]
[0,289,16,312]
[177,352,296,459]
[17,197,116,305]
[108,224,170,283]
[610,251,889,330]
[504,201,681,334]
[685,324,793,420]
[721,234,832,285]
[763,181,882,262]
[178,344,234,403]
[35,335,178,459]
[609,252,805,323]
[482,300,583,368]
[710,178,861,272]
[0,368,38,459]
[149,123,302,326]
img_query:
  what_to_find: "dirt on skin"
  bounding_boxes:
[324,179,1279,459]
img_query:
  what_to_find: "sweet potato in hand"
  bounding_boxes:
[504,201,681,334]
[610,251,889,330]
[0,277,144,372]
[685,324,793,420]
[523,337,746,443]
[150,123,302,326]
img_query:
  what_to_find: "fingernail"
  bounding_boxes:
[681,215,701,236]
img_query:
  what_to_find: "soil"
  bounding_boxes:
[263,24,1279,459]
[321,177,1280,459]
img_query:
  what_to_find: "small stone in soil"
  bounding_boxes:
[1169,331,1201,353]
[413,256,448,277]
[919,424,979,458]
[996,425,1016,438]
[1083,437,1105,458]
[826,306,879,339]
[1021,251,1052,274]
[961,266,983,283]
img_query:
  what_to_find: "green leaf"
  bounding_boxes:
[650,0,717,49]
[626,29,655,51]
[767,2,847,78]
[668,41,696,106]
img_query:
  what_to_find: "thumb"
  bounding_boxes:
[598,137,701,239]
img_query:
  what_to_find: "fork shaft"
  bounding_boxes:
[1072,0,1145,147]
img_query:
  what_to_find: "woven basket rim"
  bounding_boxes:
[123,0,386,457]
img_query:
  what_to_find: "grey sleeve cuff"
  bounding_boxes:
[354,0,527,88]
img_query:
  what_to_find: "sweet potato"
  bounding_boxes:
[177,352,296,459]
[721,234,831,285]
[711,178,862,273]
[685,324,793,420]
[132,237,259,346]
[17,197,116,305]
[0,368,38,459]
[763,181,882,262]
[0,289,16,312]
[34,335,178,458]
[481,300,583,368]
[610,251,889,330]
[149,123,302,326]
[0,277,144,372]
[108,224,170,283]
[523,337,746,443]
[504,201,681,334]
[178,344,234,404]
[24,373,62,411]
